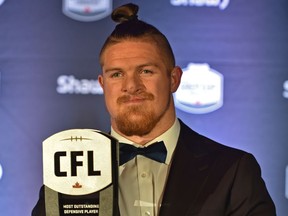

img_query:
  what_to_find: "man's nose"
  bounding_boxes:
[122,74,144,93]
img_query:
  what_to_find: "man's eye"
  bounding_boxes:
[141,69,153,74]
[111,72,122,78]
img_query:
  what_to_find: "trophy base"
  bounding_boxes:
[45,185,118,216]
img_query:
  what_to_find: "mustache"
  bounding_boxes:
[117,92,154,104]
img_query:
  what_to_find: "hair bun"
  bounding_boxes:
[111,3,139,23]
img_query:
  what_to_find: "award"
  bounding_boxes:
[42,129,119,216]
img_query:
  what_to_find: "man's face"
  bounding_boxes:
[99,40,181,137]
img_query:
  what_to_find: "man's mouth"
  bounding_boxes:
[117,93,154,104]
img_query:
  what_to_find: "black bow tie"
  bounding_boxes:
[119,141,167,165]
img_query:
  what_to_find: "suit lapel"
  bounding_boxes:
[159,121,218,216]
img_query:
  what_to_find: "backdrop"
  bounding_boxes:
[0,0,287,215]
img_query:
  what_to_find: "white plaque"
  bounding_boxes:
[43,129,119,216]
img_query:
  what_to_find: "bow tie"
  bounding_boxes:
[119,141,167,165]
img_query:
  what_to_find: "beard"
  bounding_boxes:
[114,93,170,136]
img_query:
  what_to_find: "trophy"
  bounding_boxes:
[42,129,119,216]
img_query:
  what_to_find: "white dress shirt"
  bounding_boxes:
[111,119,180,216]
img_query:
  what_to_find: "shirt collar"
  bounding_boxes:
[111,118,180,165]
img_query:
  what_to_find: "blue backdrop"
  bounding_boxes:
[0,0,287,215]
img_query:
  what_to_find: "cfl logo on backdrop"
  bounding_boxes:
[63,0,112,22]
[171,0,230,10]
[0,163,3,181]
[283,80,288,99]
[0,0,5,7]
[174,63,223,114]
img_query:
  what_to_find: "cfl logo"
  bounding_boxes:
[283,80,288,99]
[0,163,3,180]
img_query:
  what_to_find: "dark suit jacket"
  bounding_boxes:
[159,120,275,216]
[32,120,276,216]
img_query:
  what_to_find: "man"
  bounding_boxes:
[33,3,276,216]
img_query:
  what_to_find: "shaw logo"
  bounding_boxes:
[283,80,288,99]
[174,63,223,114]
[171,0,230,10]
[63,0,112,22]
[57,75,103,95]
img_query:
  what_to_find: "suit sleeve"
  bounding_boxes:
[31,186,46,216]
[227,153,276,216]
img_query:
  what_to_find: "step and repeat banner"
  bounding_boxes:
[0,0,287,215]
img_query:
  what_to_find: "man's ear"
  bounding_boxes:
[170,66,182,93]
[98,75,104,89]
